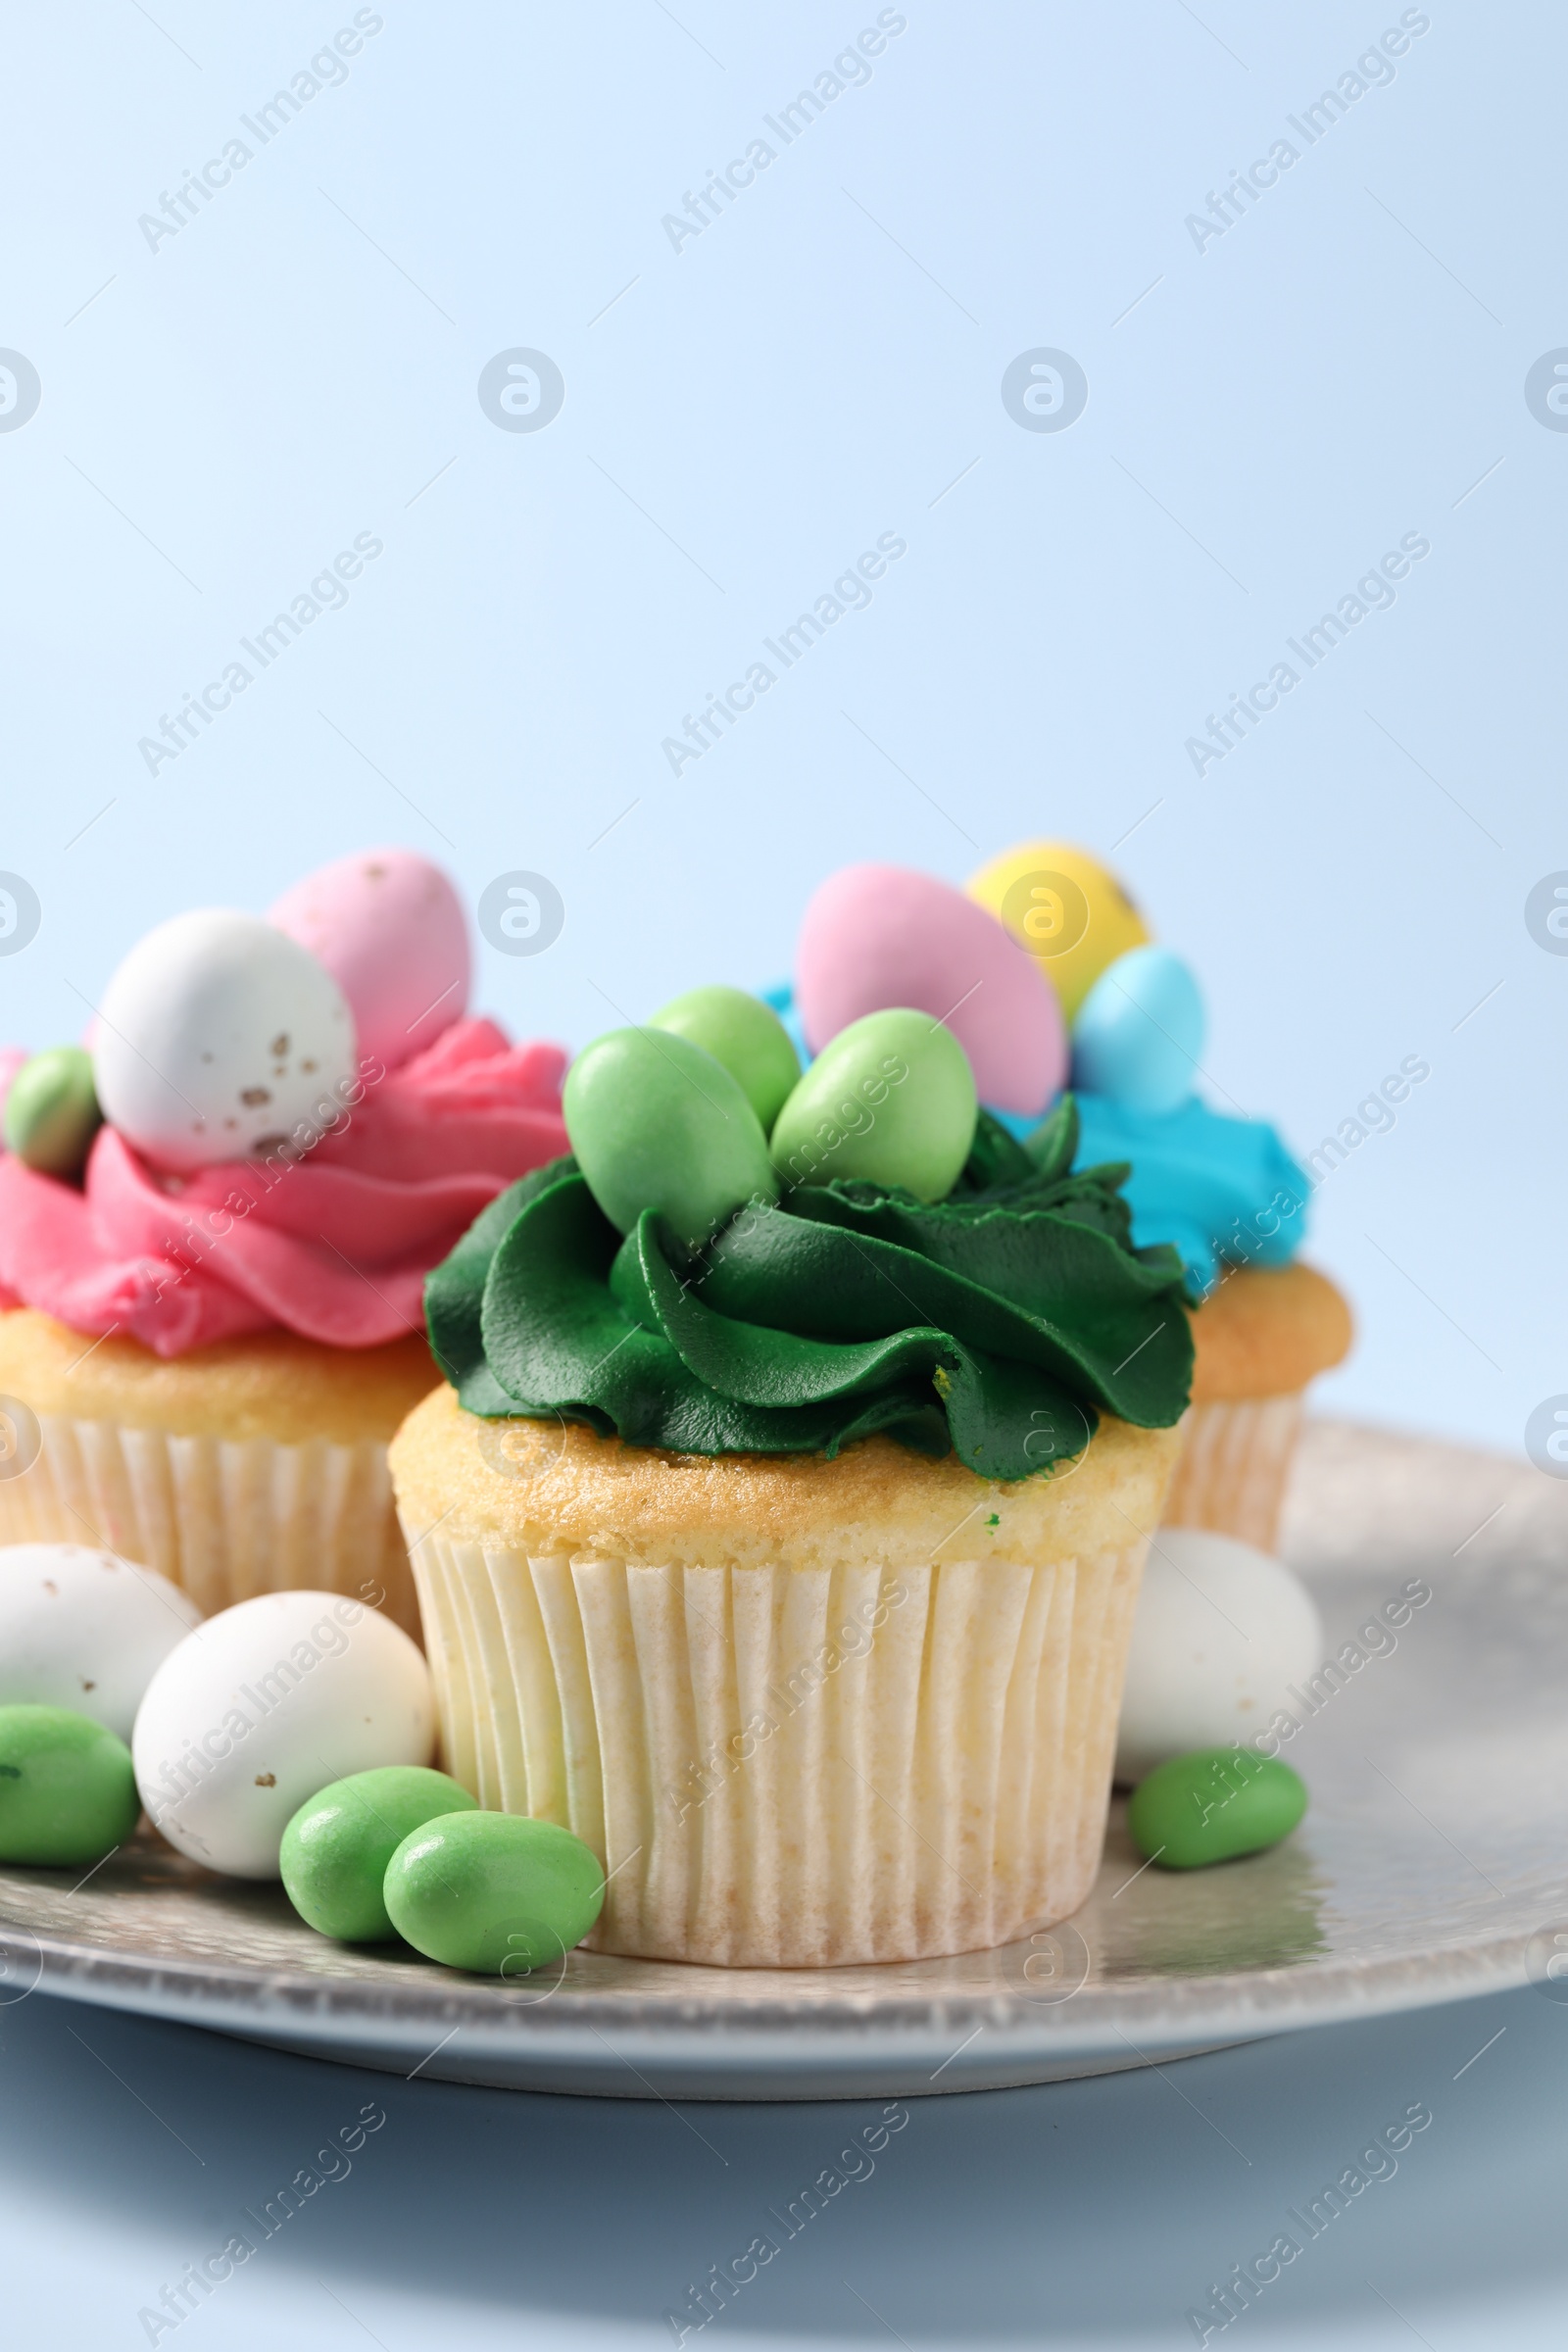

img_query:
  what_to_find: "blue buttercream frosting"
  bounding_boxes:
[760,977,810,1067]
[762,980,1308,1295]
[1071,1095,1308,1294]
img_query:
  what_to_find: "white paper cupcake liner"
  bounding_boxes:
[0,1411,419,1635]
[404,1523,1150,1967]
[1160,1395,1304,1552]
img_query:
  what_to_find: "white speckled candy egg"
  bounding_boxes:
[93,909,359,1173]
[1115,1530,1324,1784]
[270,847,470,1074]
[0,1543,202,1740]
[132,1590,433,1878]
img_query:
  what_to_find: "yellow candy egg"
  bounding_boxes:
[966,842,1151,1025]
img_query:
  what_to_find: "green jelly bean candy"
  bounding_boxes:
[649,986,801,1135]
[1127,1746,1307,1870]
[564,1026,778,1252]
[280,1765,478,1942]
[0,1703,139,1866]
[3,1047,103,1180]
[382,1810,605,1975]
[769,1008,977,1201]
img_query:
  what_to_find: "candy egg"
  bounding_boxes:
[796,864,1064,1118]
[269,847,470,1074]
[0,1544,202,1740]
[94,910,359,1175]
[281,1765,478,1942]
[1114,1530,1323,1784]
[967,841,1151,1024]
[132,1590,433,1879]
[1127,1747,1308,1869]
[0,1704,141,1866]
[2,1046,102,1178]
[649,986,800,1134]
[383,1810,605,1974]
[770,1008,977,1200]
[1072,945,1204,1115]
[564,1027,778,1252]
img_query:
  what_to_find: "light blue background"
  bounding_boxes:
[2,0,1562,1459]
[0,8,1565,2343]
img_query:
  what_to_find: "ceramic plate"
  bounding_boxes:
[1,1421,1562,2100]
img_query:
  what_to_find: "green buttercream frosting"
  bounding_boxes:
[425,1102,1194,1481]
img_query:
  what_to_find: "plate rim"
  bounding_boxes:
[0,1908,1533,2069]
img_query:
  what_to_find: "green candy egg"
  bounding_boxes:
[0,1703,140,1866]
[769,1008,977,1201]
[382,1810,605,1975]
[3,1047,102,1180]
[564,1026,778,1252]
[649,986,801,1135]
[1126,1746,1307,1870]
[280,1765,478,1942]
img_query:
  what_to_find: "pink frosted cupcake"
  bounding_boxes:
[0,850,566,1634]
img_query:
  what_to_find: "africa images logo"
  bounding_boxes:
[476,350,565,433]
[1000,350,1088,433]
[0,351,41,433]
[1524,352,1568,430]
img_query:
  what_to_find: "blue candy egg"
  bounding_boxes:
[1071,946,1204,1114]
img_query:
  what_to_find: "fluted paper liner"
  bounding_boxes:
[405,1520,1153,1967]
[0,1411,418,1635]
[1161,1395,1303,1552]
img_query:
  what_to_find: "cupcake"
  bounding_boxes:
[1163,1261,1352,1551]
[0,850,568,1634]
[969,840,1351,1548]
[392,967,1194,1966]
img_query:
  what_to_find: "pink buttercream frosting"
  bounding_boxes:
[0,1018,567,1356]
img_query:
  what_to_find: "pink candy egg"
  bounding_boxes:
[796,864,1067,1117]
[270,849,470,1074]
